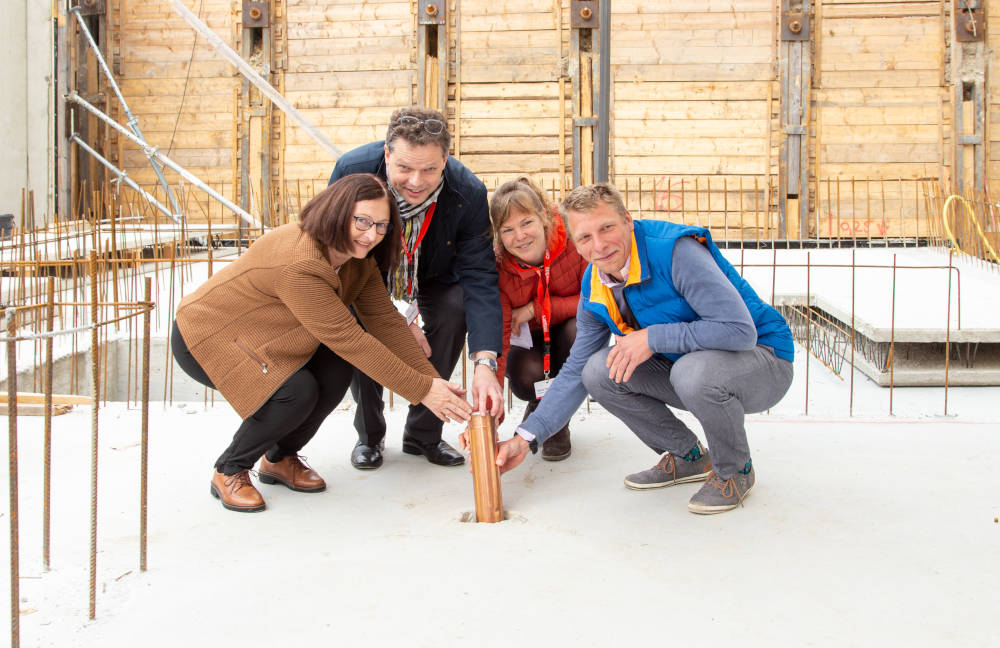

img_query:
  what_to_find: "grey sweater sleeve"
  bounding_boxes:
[645,236,757,354]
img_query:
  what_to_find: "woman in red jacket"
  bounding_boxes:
[489,177,589,460]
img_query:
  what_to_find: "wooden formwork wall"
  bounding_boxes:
[104,0,994,240]
[116,1,236,206]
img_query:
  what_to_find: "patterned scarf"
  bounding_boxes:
[388,176,445,301]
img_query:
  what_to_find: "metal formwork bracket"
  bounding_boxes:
[73,0,106,16]
[571,0,599,29]
[418,0,445,25]
[781,12,810,40]
[955,0,985,42]
[243,1,269,27]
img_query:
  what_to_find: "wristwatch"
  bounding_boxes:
[473,356,498,372]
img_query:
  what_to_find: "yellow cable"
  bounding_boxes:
[941,194,1000,264]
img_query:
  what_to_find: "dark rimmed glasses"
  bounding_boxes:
[393,115,446,135]
[353,215,392,235]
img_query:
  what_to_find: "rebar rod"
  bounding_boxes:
[140,278,151,571]
[88,252,99,620]
[43,279,55,571]
[6,308,21,648]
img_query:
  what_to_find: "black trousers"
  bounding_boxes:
[351,280,467,446]
[506,318,577,402]
[171,321,354,474]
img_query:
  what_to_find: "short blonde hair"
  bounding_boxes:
[560,183,628,233]
[489,177,555,257]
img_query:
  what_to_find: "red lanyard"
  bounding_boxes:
[530,249,553,378]
[399,203,436,298]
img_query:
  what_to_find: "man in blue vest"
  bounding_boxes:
[482,183,794,514]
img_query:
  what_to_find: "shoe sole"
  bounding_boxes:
[687,483,754,514]
[541,449,571,462]
[350,460,382,471]
[258,472,326,493]
[401,443,465,466]
[624,470,712,491]
[210,483,266,512]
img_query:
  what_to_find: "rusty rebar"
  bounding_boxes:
[6,308,21,648]
[889,255,897,416]
[43,278,55,571]
[88,252,100,620]
[945,250,953,416]
[140,278,151,571]
[805,252,810,415]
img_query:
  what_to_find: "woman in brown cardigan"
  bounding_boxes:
[172,174,472,512]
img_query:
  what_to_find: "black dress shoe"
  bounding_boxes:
[351,441,384,470]
[401,437,465,466]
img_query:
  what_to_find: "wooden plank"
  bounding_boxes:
[615,156,767,175]
[461,12,559,31]
[285,2,411,22]
[613,63,773,82]
[284,70,413,92]
[614,101,767,120]
[821,124,941,142]
[821,143,941,163]
[460,99,562,119]
[614,119,768,138]
[285,87,412,109]
[288,54,412,73]
[819,106,940,125]
[615,137,765,156]
[460,82,562,100]
[460,118,564,136]
[614,81,770,101]
[286,36,411,57]
[286,19,413,39]
[457,136,560,154]
[0,404,73,417]
[461,65,562,83]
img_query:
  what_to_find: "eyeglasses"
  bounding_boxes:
[353,215,392,235]
[394,115,446,135]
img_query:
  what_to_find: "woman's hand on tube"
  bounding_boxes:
[421,378,472,423]
[511,302,535,330]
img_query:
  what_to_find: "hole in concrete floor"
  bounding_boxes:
[458,510,525,523]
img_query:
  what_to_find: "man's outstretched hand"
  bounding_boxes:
[457,431,530,475]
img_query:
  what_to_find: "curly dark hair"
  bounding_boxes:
[385,106,451,156]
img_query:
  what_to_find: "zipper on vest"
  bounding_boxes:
[234,338,268,374]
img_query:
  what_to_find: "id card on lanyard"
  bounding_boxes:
[400,203,436,300]
[532,248,553,399]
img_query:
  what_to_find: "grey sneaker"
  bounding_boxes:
[624,447,712,490]
[688,466,755,514]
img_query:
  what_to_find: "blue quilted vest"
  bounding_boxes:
[580,220,794,363]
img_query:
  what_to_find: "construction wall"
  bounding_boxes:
[99,0,994,239]
[116,0,237,206]
[2,3,54,219]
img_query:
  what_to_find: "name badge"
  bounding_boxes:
[404,301,419,325]
[533,378,553,399]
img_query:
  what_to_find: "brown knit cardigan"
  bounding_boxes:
[175,223,437,419]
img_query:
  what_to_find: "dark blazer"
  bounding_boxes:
[329,141,501,355]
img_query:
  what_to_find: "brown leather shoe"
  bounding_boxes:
[210,469,265,512]
[541,425,571,462]
[258,455,326,492]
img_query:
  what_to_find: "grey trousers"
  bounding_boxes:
[581,345,793,478]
